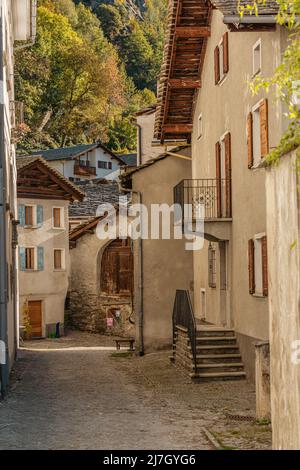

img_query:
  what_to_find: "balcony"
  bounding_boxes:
[74,163,96,177]
[174,179,232,241]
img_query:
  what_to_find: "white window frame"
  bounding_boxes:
[251,100,262,167]
[253,232,266,297]
[53,248,66,271]
[197,113,203,140]
[24,204,37,228]
[52,206,64,230]
[25,246,37,271]
[252,38,262,77]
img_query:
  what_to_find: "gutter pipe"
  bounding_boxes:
[118,182,144,356]
[223,15,277,25]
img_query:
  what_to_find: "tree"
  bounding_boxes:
[15,3,124,152]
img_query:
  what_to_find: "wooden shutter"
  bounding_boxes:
[247,112,253,168]
[18,205,25,226]
[223,32,229,74]
[37,205,43,226]
[37,246,44,271]
[248,239,255,294]
[224,132,232,217]
[214,45,220,84]
[19,247,26,271]
[215,141,221,218]
[260,99,269,157]
[261,235,268,297]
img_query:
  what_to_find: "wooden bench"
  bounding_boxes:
[115,338,135,351]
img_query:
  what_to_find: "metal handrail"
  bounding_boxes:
[172,290,197,373]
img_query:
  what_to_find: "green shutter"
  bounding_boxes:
[37,205,43,226]
[37,246,44,271]
[18,205,25,226]
[19,247,26,271]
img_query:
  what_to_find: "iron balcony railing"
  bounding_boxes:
[174,178,232,220]
[173,290,197,373]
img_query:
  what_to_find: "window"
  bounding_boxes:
[53,207,63,228]
[98,161,112,170]
[247,99,269,168]
[69,177,74,182]
[197,114,203,139]
[208,243,217,288]
[25,248,35,270]
[252,39,261,76]
[25,206,33,226]
[248,235,268,296]
[54,249,65,270]
[214,32,229,85]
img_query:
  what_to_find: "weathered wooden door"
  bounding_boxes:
[101,239,133,295]
[28,300,42,338]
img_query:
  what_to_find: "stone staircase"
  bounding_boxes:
[172,325,246,382]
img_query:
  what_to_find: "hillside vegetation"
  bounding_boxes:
[15,0,167,154]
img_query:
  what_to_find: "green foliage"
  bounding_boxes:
[15,0,166,153]
[241,1,300,164]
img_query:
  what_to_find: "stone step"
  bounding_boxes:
[192,363,244,373]
[194,353,242,364]
[190,336,237,346]
[190,371,246,382]
[196,328,235,338]
[191,344,240,355]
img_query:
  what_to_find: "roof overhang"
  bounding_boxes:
[154,0,212,144]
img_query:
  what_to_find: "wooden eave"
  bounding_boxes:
[154,0,212,143]
[17,159,85,202]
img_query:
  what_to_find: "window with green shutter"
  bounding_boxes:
[37,205,43,226]
[18,205,25,226]
[19,247,26,271]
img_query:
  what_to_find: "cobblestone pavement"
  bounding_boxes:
[0,331,271,450]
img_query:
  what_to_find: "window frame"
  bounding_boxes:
[251,100,262,167]
[25,247,36,271]
[252,38,262,77]
[52,207,64,229]
[24,204,36,227]
[208,243,217,289]
[251,232,267,297]
[53,248,65,271]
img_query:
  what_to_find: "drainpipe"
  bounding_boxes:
[0,15,9,397]
[118,182,144,356]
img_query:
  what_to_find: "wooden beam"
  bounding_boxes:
[175,26,211,38]
[163,124,193,133]
[168,78,201,89]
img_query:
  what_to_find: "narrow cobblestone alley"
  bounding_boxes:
[0,332,272,450]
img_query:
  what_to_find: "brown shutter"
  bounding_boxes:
[248,239,255,295]
[214,45,220,84]
[261,235,268,297]
[247,112,253,168]
[119,251,133,294]
[54,250,62,270]
[53,208,61,228]
[223,32,229,74]
[224,132,232,218]
[215,141,221,217]
[260,99,269,157]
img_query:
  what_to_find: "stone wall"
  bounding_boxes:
[266,149,300,449]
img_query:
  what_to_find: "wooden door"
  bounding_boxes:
[28,301,42,338]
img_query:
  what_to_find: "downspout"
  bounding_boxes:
[118,182,144,356]
[0,13,9,397]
